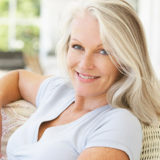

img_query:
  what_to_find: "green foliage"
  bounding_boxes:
[0,25,8,51]
[0,0,9,17]
[0,0,40,54]
[16,25,40,55]
[17,0,40,18]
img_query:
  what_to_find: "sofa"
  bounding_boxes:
[1,100,160,160]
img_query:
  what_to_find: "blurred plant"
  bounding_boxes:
[0,25,8,51]
[17,0,40,18]
[16,25,39,56]
[0,0,9,17]
[0,0,40,54]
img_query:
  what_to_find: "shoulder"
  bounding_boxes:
[85,107,142,160]
[105,107,142,130]
[39,76,66,89]
[40,76,73,94]
[98,107,142,147]
[93,106,142,134]
[36,76,73,107]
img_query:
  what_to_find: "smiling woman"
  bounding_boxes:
[66,13,121,100]
[56,0,160,125]
[67,13,120,101]
[0,0,160,160]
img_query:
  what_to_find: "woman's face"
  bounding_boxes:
[67,13,120,98]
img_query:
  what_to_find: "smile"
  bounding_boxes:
[76,72,100,82]
[79,73,96,79]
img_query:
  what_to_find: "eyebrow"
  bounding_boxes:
[71,38,103,48]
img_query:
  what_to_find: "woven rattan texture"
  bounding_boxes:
[140,123,160,160]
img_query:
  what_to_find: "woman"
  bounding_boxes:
[0,0,160,159]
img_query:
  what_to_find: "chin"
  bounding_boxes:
[74,87,98,98]
[75,87,97,97]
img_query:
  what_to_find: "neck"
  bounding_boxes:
[72,94,108,112]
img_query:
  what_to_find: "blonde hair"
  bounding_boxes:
[56,0,160,125]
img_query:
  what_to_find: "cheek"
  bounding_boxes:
[107,68,121,83]
[66,51,74,68]
[99,60,120,81]
[67,51,80,69]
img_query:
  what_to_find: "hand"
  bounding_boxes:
[0,153,5,160]
[0,156,5,160]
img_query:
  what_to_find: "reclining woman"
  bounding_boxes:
[0,0,160,160]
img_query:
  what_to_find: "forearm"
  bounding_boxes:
[0,70,21,158]
[0,70,22,107]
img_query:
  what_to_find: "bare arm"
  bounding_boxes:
[0,69,48,157]
[0,69,48,107]
[77,147,130,160]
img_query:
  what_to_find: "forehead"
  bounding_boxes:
[70,13,102,45]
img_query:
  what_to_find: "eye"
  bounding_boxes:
[99,49,109,55]
[72,44,83,50]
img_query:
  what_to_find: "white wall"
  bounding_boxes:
[39,0,73,73]
[39,0,73,59]
[138,0,160,77]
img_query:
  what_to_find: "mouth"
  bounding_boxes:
[76,71,100,82]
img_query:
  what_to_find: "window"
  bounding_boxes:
[0,0,40,55]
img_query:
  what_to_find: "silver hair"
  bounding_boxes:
[56,0,160,125]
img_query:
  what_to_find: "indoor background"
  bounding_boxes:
[0,0,159,78]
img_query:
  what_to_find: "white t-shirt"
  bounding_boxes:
[7,76,142,160]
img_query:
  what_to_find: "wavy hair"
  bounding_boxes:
[56,0,160,125]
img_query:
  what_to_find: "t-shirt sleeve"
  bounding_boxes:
[35,76,64,108]
[84,109,142,160]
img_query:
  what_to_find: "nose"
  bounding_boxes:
[78,51,95,70]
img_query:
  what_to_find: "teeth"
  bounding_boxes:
[79,73,96,79]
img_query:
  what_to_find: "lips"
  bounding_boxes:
[76,71,100,81]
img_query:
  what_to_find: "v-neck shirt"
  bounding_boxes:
[6,76,142,160]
